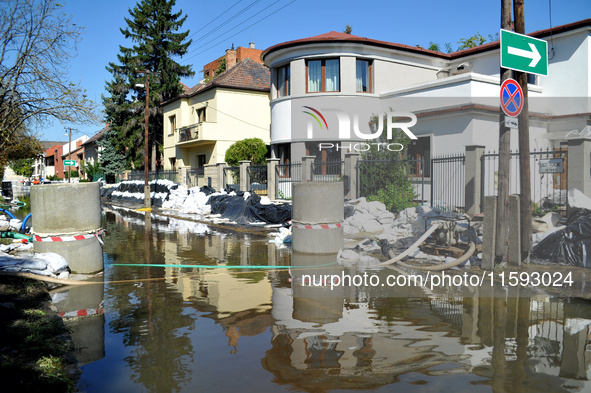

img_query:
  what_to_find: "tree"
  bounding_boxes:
[104,0,194,171]
[0,125,42,180]
[98,129,126,183]
[343,24,353,34]
[457,32,487,50]
[224,138,268,166]
[425,32,496,53]
[0,0,99,157]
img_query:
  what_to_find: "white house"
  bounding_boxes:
[261,19,590,209]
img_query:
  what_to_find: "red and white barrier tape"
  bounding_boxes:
[60,307,104,318]
[292,223,342,230]
[34,230,104,243]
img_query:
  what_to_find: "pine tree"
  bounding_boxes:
[103,0,194,171]
[98,128,126,183]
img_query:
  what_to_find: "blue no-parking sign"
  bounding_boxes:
[500,78,524,117]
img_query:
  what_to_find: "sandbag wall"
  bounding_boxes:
[102,180,177,206]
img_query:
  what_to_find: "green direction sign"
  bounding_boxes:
[500,29,548,76]
[64,160,76,166]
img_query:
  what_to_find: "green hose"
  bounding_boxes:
[0,231,33,242]
[111,262,339,270]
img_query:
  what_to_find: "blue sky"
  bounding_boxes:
[40,0,590,143]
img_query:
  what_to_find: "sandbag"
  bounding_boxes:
[532,209,591,267]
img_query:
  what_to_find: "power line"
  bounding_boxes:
[184,0,295,62]
[186,0,243,40]
[206,104,268,131]
[186,0,262,50]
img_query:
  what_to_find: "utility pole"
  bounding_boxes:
[495,0,513,263]
[136,70,158,208]
[65,127,75,184]
[514,0,532,262]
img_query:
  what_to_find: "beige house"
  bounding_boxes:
[162,56,271,171]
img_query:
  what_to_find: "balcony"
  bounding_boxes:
[178,123,201,143]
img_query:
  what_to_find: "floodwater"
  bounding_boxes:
[50,205,591,393]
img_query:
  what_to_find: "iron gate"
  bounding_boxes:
[248,165,268,196]
[481,148,568,215]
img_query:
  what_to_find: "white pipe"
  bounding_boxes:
[394,242,476,271]
[379,223,440,266]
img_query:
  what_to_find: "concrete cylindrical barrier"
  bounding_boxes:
[291,252,344,324]
[292,182,343,254]
[31,183,103,273]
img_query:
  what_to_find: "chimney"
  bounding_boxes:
[249,42,255,49]
[225,46,237,69]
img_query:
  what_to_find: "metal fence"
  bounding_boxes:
[248,165,268,196]
[223,166,240,191]
[356,158,424,211]
[431,154,466,212]
[276,161,302,200]
[481,148,568,215]
[128,170,178,183]
[311,159,344,182]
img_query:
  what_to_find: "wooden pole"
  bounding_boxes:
[514,0,533,262]
[495,0,513,263]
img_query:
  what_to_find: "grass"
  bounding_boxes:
[0,277,78,392]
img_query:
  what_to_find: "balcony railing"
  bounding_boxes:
[178,123,201,143]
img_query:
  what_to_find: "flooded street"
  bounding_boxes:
[52,205,591,392]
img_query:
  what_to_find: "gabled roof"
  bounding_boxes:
[163,58,270,105]
[262,19,591,61]
[82,125,109,146]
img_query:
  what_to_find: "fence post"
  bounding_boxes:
[465,145,485,216]
[178,167,187,187]
[344,153,360,199]
[567,136,591,202]
[239,160,251,192]
[267,158,279,200]
[302,156,315,182]
[216,162,226,191]
[482,196,497,270]
[508,195,522,266]
[204,164,216,189]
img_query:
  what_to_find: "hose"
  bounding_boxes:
[0,231,33,242]
[21,213,32,232]
[393,242,476,271]
[379,223,440,266]
[0,208,16,220]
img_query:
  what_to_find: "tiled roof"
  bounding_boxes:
[262,19,591,61]
[163,58,270,105]
[207,57,269,92]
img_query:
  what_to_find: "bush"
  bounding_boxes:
[224,138,268,167]
[367,182,418,213]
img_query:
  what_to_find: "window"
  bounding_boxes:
[169,115,176,134]
[356,59,372,92]
[307,59,340,92]
[407,136,431,177]
[277,64,290,97]
[197,108,206,123]
[169,158,176,170]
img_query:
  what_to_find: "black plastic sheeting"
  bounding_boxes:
[208,192,291,225]
[532,209,591,268]
[101,181,178,206]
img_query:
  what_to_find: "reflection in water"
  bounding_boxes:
[68,205,591,392]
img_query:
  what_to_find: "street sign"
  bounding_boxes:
[500,79,524,117]
[539,158,564,173]
[500,29,548,76]
[504,116,518,129]
[64,160,76,166]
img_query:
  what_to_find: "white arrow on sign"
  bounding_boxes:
[507,43,541,67]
